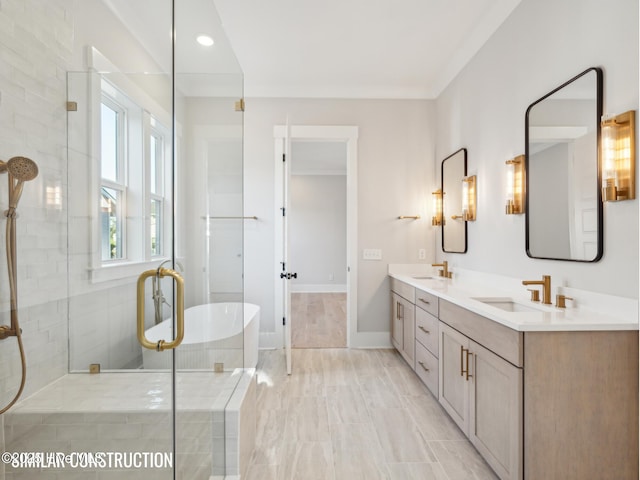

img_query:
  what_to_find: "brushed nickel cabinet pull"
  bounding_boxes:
[418,298,430,305]
[418,325,430,334]
[418,361,429,372]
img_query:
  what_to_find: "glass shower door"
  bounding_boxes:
[64,0,245,478]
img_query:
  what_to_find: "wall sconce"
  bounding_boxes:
[505,155,525,214]
[462,175,476,221]
[601,110,636,201]
[432,189,444,226]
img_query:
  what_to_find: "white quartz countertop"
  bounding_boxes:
[389,271,639,332]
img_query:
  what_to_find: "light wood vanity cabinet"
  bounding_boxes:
[391,278,638,480]
[438,298,638,480]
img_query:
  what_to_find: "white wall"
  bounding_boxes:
[434,0,639,298]
[290,174,347,290]
[244,98,436,338]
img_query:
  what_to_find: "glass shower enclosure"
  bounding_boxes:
[1,0,247,479]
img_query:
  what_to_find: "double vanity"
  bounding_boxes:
[389,265,638,480]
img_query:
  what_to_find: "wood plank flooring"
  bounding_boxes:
[291,293,347,348]
[247,348,498,480]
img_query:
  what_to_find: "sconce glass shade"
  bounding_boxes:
[506,155,525,214]
[462,175,476,221]
[432,189,444,226]
[601,110,635,202]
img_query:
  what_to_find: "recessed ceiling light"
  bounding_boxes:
[197,35,214,47]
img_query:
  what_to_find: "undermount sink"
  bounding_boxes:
[472,297,543,313]
[412,275,434,280]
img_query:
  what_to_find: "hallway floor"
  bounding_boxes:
[291,293,347,348]
[246,348,498,480]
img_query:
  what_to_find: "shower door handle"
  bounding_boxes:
[137,268,185,351]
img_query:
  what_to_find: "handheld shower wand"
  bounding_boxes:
[0,156,38,414]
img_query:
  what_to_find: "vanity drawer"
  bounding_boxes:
[390,278,415,303]
[415,288,438,317]
[415,341,438,397]
[415,308,439,357]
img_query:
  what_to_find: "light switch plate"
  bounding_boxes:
[363,249,382,260]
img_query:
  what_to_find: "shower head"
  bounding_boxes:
[4,156,38,214]
[7,157,38,182]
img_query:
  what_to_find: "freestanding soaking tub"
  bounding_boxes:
[142,302,260,370]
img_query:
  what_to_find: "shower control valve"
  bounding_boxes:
[0,325,17,340]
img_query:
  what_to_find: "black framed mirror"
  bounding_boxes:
[525,67,603,262]
[441,148,467,253]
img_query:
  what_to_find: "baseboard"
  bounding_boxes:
[290,284,347,293]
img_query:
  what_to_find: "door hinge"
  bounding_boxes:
[282,153,286,162]
[283,317,286,326]
[234,98,245,112]
[67,101,78,111]
[281,207,286,216]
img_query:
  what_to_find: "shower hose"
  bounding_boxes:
[0,213,27,414]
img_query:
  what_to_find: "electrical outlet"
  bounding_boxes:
[363,249,382,260]
[418,248,426,260]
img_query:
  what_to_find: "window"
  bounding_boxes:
[100,100,126,261]
[95,78,171,279]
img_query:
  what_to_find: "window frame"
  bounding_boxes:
[89,74,173,283]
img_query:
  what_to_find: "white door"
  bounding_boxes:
[281,125,293,375]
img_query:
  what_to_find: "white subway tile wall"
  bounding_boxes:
[0,0,75,410]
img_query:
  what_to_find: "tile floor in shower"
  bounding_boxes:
[248,348,498,480]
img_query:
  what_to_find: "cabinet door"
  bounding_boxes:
[438,322,470,433]
[390,293,403,351]
[399,295,415,365]
[469,340,522,480]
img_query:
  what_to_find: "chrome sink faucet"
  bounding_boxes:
[432,260,452,278]
[522,275,551,305]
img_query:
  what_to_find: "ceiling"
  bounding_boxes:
[213,0,522,99]
[102,0,522,100]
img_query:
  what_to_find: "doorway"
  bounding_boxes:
[289,140,348,348]
[274,125,358,373]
